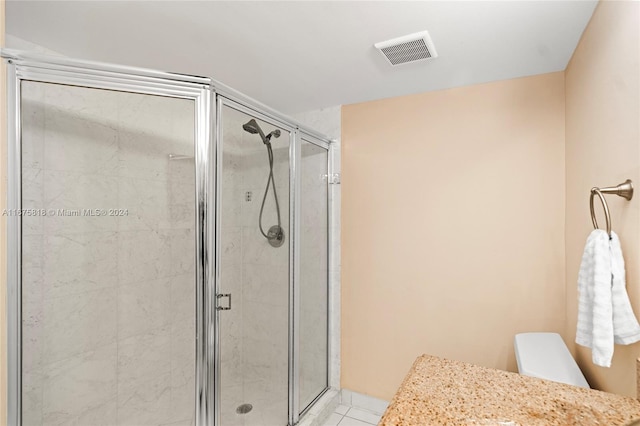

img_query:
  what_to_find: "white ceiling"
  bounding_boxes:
[6,1,597,114]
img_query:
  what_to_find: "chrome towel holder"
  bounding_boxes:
[590,179,634,237]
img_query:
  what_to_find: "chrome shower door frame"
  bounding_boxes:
[296,132,331,419]
[215,95,299,425]
[214,97,332,426]
[1,49,215,426]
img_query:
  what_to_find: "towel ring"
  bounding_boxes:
[590,188,611,236]
[589,179,634,237]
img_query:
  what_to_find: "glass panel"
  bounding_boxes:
[20,81,197,425]
[219,105,290,426]
[298,141,329,412]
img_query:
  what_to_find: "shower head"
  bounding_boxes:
[243,119,268,144]
[242,119,261,135]
[242,119,280,144]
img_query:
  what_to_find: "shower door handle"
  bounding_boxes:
[216,293,231,311]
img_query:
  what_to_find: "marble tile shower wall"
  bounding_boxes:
[20,82,196,426]
[220,107,290,426]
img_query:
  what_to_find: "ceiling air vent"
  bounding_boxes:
[374,31,438,66]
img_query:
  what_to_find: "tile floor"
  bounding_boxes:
[322,404,382,426]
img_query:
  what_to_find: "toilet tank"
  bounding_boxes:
[514,332,590,389]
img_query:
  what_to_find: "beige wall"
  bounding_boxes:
[342,72,566,400]
[565,0,640,397]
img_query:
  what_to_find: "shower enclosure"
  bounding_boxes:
[3,50,333,426]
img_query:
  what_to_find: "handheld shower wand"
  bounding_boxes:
[243,119,281,144]
[242,118,284,247]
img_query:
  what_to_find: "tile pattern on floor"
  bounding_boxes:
[322,404,381,426]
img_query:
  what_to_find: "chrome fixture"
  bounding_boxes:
[590,179,633,237]
[243,118,285,247]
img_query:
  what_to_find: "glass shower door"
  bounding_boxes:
[217,102,290,426]
[20,81,198,426]
[298,139,329,413]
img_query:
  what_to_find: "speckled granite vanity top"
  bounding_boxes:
[380,355,640,425]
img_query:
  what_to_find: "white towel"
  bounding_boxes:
[576,230,640,367]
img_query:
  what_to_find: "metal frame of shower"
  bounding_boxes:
[1,48,334,426]
[214,96,331,426]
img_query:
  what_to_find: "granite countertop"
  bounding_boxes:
[380,355,640,426]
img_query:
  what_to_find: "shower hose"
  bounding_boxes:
[258,141,282,240]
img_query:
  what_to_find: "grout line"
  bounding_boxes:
[325,409,380,426]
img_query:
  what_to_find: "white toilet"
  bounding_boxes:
[514,332,590,389]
